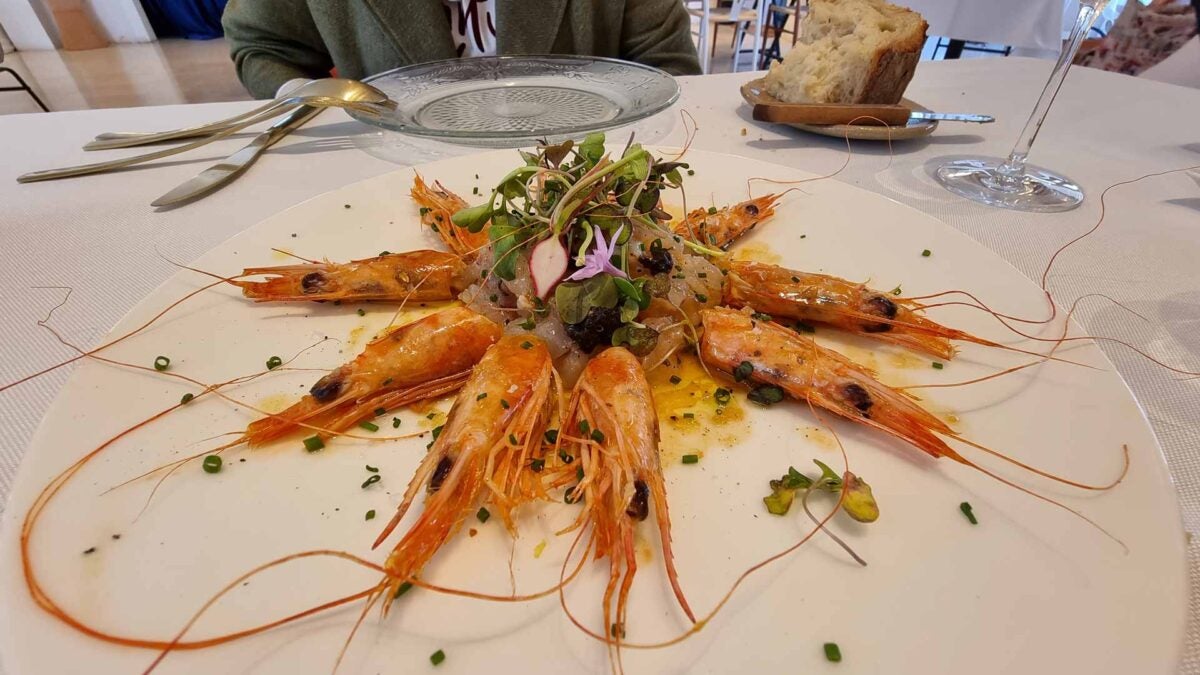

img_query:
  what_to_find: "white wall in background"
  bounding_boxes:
[88,0,154,43]
[0,0,57,50]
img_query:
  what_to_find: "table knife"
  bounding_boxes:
[908,111,993,123]
[151,105,323,207]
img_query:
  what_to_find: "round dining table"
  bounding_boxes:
[0,56,1198,672]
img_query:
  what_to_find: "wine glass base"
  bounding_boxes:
[935,158,1084,213]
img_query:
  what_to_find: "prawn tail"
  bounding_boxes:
[645,470,696,623]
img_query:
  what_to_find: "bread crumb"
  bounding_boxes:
[740,128,748,136]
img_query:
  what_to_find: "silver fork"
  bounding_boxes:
[17,97,382,184]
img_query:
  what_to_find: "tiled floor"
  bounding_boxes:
[0,39,250,115]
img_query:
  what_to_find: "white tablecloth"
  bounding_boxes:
[1,58,1199,671]
[897,0,1067,51]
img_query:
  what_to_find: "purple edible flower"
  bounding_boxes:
[566,224,628,281]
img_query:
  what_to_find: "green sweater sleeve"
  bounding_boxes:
[619,0,702,76]
[222,0,336,98]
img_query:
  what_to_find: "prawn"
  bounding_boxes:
[555,347,695,672]
[412,173,491,259]
[673,194,780,250]
[698,307,1127,524]
[231,250,471,304]
[372,334,559,601]
[243,305,500,447]
[723,260,999,360]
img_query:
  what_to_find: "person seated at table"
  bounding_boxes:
[222,0,702,99]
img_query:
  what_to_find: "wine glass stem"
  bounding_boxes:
[997,1,1109,182]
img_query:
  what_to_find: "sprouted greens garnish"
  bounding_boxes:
[763,459,879,524]
[450,132,721,354]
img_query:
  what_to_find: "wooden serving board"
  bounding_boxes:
[740,77,937,141]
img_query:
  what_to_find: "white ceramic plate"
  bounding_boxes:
[0,150,1185,675]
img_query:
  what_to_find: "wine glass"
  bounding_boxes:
[935,0,1110,212]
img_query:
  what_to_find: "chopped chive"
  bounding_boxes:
[669,375,682,385]
[681,454,699,464]
[791,276,800,282]
[520,318,536,330]
[932,362,944,369]
[431,425,444,440]
[530,458,545,472]
[576,466,584,481]
[83,547,96,555]
[682,412,695,419]
[921,249,931,257]
[577,419,590,435]
[672,273,686,279]
[365,465,379,473]
[748,385,785,406]
[559,450,574,464]
[266,355,282,370]
[180,393,194,405]
[365,509,376,521]
[202,455,222,474]
[891,285,902,296]
[394,581,413,598]
[303,435,324,452]
[509,433,519,446]
[960,501,978,525]
[477,392,488,401]
[359,421,379,433]
[392,417,401,428]
[590,429,605,443]
[714,387,732,405]
[799,234,807,239]
[361,474,381,489]
[374,407,386,416]
[430,649,446,666]
[153,356,170,371]
[472,186,479,195]
[426,412,436,420]
[500,398,510,409]
[520,341,533,350]
[687,169,695,176]
[379,251,390,256]
[733,360,754,382]
[476,507,491,523]
[824,642,842,662]
[356,308,365,317]
[697,272,707,278]
[707,206,718,214]
[695,293,708,303]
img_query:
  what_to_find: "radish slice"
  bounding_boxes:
[530,237,569,299]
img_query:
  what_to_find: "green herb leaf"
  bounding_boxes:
[430,649,446,666]
[476,507,491,523]
[682,454,699,464]
[180,393,194,405]
[303,436,324,452]
[824,642,842,662]
[578,132,606,166]
[488,213,523,281]
[555,275,619,325]
[365,509,376,520]
[960,501,978,525]
[451,202,493,233]
[266,355,282,370]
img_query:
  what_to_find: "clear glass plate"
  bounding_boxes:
[348,56,680,147]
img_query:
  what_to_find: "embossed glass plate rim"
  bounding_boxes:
[349,55,681,140]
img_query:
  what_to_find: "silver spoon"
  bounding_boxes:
[84,79,390,151]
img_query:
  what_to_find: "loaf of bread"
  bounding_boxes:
[763,0,928,105]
